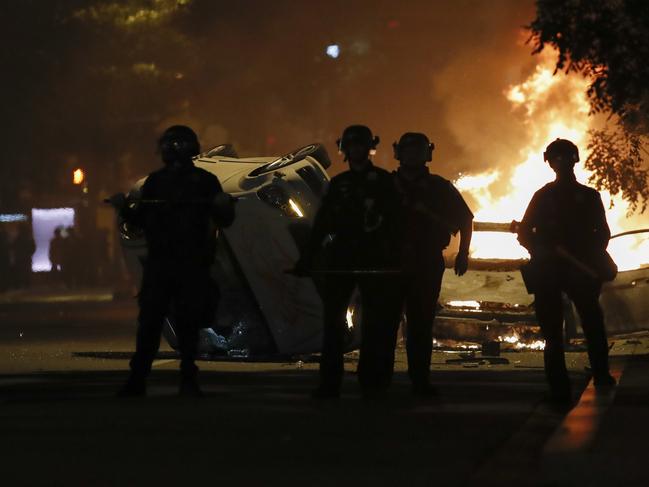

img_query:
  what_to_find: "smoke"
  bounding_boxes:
[1,0,541,202]
[182,0,538,177]
[432,29,536,178]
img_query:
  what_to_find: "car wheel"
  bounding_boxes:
[291,143,331,169]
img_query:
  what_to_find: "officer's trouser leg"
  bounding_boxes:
[567,283,610,379]
[131,272,172,379]
[174,301,200,379]
[534,288,570,393]
[173,268,214,379]
[405,267,443,388]
[320,277,356,391]
[357,277,402,392]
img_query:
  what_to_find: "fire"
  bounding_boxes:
[346,307,354,330]
[505,63,559,115]
[499,333,546,351]
[446,300,481,310]
[456,48,649,271]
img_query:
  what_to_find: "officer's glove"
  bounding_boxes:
[454,250,469,276]
[212,192,236,228]
[107,192,127,211]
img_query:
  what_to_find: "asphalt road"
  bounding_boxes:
[0,299,605,486]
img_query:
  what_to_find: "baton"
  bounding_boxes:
[473,221,519,233]
[103,196,239,205]
[285,269,402,276]
[484,219,601,278]
[611,228,649,239]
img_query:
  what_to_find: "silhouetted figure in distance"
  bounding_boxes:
[293,125,402,399]
[109,125,235,397]
[12,224,35,289]
[392,133,474,397]
[49,227,65,279]
[518,138,616,405]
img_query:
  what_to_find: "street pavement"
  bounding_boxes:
[0,294,648,486]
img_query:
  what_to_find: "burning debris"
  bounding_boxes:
[498,334,545,351]
[433,300,544,352]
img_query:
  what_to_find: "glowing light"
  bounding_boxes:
[326,44,340,59]
[0,214,28,223]
[500,335,519,344]
[346,308,354,329]
[72,168,85,185]
[609,233,649,272]
[31,208,75,272]
[288,199,304,218]
[499,334,546,350]
[517,340,546,350]
[446,300,481,309]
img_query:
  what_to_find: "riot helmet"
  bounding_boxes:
[158,125,201,165]
[393,132,435,162]
[336,125,379,161]
[543,138,579,164]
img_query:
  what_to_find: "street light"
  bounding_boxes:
[326,44,340,59]
[72,168,85,185]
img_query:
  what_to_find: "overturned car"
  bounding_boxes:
[119,143,362,358]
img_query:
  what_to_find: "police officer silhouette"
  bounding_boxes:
[518,138,616,405]
[110,125,235,397]
[392,133,474,397]
[293,125,402,399]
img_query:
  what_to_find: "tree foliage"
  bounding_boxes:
[529,0,649,211]
[586,128,649,212]
[0,0,198,206]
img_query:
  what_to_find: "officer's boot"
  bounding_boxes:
[179,362,204,397]
[409,357,439,399]
[544,343,573,407]
[587,329,616,389]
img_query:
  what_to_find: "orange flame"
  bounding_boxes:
[456,49,649,271]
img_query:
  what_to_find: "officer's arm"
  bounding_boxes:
[119,180,151,227]
[458,218,473,256]
[448,184,474,253]
[211,178,235,228]
[212,193,235,228]
[517,194,540,252]
[450,184,474,275]
[296,185,334,270]
[119,202,143,227]
[592,193,611,252]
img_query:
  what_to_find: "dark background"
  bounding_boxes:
[0,0,537,209]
